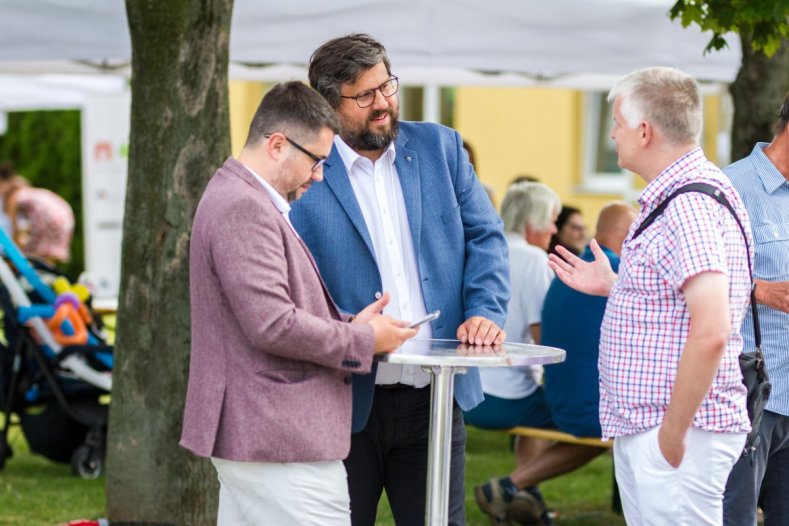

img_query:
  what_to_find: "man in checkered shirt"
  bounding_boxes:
[549,67,752,525]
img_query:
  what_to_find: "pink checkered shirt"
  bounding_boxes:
[599,147,752,439]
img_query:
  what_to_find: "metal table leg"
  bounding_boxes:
[424,365,466,526]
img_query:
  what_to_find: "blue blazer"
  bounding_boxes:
[291,121,510,432]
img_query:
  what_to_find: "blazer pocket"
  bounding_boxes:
[256,367,317,384]
[440,203,461,225]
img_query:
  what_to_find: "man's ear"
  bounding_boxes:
[640,121,653,146]
[266,133,287,161]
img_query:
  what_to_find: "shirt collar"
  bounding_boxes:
[334,135,396,174]
[750,142,787,194]
[638,146,706,208]
[241,163,291,216]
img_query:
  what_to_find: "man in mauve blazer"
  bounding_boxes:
[180,82,415,525]
[290,35,510,526]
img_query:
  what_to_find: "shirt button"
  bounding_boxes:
[375,291,382,299]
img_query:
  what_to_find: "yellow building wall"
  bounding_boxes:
[454,87,620,226]
[229,81,268,156]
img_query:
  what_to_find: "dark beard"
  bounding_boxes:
[342,110,400,151]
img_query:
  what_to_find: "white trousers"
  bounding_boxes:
[614,426,745,526]
[211,457,351,526]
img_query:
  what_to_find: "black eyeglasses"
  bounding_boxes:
[265,133,328,171]
[340,77,399,108]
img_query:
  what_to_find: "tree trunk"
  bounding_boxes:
[106,1,233,524]
[729,35,789,162]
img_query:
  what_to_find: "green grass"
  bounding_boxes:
[0,424,104,526]
[0,424,622,525]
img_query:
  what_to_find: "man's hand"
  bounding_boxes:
[457,316,506,346]
[369,315,417,354]
[755,279,789,313]
[548,239,617,297]
[657,424,685,468]
[354,292,391,323]
[353,292,416,353]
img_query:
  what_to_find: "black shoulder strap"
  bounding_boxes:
[632,182,761,349]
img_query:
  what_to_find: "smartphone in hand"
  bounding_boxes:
[409,310,441,328]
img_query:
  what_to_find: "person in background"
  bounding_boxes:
[474,201,637,526]
[0,161,74,265]
[548,206,587,256]
[463,140,497,207]
[723,92,789,526]
[468,181,560,526]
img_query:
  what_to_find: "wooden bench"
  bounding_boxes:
[505,426,621,513]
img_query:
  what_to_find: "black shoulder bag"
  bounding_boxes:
[631,182,771,457]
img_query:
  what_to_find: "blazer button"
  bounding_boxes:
[344,375,353,385]
[374,291,382,299]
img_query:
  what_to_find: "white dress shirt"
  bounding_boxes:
[335,137,431,388]
[243,163,299,237]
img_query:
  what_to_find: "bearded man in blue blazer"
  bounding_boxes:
[290,34,510,526]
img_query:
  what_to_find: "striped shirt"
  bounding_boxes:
[599,147,752,439]
[726,143,789,416]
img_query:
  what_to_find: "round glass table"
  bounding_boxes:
[376,339,566,526]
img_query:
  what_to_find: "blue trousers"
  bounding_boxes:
[723,410,789,526]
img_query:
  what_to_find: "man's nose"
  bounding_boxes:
[370,89,389,111]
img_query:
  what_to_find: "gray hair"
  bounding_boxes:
[308,34,392,108]
[500,182,562,235]
[607,67,702,146]
[245,81,340,147]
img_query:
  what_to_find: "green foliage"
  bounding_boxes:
[670,0,789,56]
[0,110,84,279]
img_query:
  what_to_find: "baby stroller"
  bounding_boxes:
[0,229,112,479]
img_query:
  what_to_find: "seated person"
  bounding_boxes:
[473,201,637,526]
[465,182,560,524]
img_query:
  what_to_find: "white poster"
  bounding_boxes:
[81,90,130,301]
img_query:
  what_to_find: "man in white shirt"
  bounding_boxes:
[291,34,510,526]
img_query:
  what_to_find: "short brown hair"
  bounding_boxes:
[308,34,392,108]
[245,81,339,147]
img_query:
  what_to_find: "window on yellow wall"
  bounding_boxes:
[581,92,632,193]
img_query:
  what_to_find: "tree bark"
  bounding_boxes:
[106,1,233,524]
[729,35,789,162]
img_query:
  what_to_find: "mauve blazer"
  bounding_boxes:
[291,121,510,432]
[180,158,375,463]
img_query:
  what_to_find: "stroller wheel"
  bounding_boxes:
[70,444,103,479]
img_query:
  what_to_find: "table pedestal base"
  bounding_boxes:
[424,365,467,526]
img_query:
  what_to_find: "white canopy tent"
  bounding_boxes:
[0,0,741,299]
[0,0,740,86]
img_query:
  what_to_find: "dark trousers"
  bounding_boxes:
[344,385,467,526]
[724,410,789,526]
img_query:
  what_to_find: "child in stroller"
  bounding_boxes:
[0,229,112,478]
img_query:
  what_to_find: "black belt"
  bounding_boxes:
[376,383,414,390]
